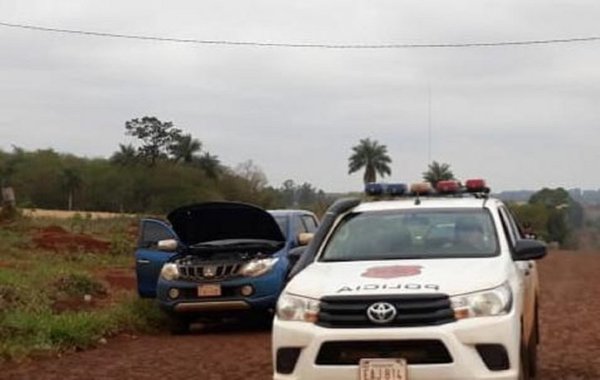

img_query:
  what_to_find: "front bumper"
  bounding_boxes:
[272,313,521,380]
[157,268,284,315]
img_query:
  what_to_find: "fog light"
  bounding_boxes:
[168,288,180,299]
[240,285,254,296]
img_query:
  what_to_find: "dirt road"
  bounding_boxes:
[3,251,600,379]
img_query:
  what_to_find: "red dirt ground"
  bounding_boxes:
[32,226,110,253]
[2,250,600,379]
[101,269,137,291]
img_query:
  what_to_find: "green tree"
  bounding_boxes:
[280,179,297,207]
[423,161,455,187]
[509,202,550,241]
[194,152,221,179]
[110,144,138,166]
[61,167,83,210]
[169,134,202,164]
[348,138,392,184]
[527,187,583,246]
[125,116,181,166]
[0,146,25,187]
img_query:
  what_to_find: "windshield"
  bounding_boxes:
[320,208,498,262]
[273,215,288,239]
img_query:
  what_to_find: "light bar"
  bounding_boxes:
[465,179,489,193]
[436,180,461,194]
[410,182,433,195]
[365,179,490,198]
[365,183,408,197]
[365,183,384,196]
[387,183,408,196]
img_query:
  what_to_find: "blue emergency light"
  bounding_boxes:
[365,183,408,196]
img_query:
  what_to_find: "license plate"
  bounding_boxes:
[359,358,407,380]
[197,284,221,297]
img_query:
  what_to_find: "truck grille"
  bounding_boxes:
[316,340,453,365]
[178,263,241,281]
[317,294,455,328]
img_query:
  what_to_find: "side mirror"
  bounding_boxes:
[513,239,547,261]
[297,233,314,246]
[157,239,178,252]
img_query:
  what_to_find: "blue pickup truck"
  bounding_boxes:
[135,202,318,333]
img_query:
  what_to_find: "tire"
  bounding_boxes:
[246,310,274,329]
[167,315,190,335]
[528,319,539,378]
[518,342,530,380]
[519,327,537,380]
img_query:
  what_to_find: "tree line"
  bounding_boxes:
[0,117,330,214]
[0,116,585,247]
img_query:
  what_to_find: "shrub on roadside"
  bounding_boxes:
[0,298,166,361]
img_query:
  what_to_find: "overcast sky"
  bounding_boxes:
[1,0,600,192]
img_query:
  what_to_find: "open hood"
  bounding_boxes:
[167,202,285,246]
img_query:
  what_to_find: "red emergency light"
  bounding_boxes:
[465,179,488,193]
[436,180,461,194]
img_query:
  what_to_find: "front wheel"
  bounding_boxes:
[528,317,539,378]
[518,342,530,380]
[519,332,537,380]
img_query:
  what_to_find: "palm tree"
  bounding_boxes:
[61,168,83,211]
[169,134,202,164]
[423,161,455,187]
[194,152,222,179]
[110,144,138,166]
[348,138,392,184]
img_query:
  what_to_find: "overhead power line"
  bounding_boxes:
[1,21,600,49]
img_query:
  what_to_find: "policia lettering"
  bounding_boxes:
[337,283,440,293]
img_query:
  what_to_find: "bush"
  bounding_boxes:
[0,298,166,361]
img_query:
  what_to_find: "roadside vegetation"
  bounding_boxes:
[0,116,332,216]
[0,215,165,362]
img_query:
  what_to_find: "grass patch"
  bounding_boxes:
[0,215,167,362]
[0,297,166,361]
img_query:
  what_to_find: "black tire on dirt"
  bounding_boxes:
[167,315,190,335]
[519,322,539,380]
[245,310,275,329]
[528,317,539,379]
[519,341,530,380]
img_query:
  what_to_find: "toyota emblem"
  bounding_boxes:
[366,302,397,324]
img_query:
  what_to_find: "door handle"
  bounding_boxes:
[137,259,151,265]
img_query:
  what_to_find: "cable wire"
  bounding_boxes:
[2,21,600,49]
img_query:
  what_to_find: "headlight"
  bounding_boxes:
[450,282,512,319]
[160,263,180,281]
[239,257,279,278]
[276,293,320,323]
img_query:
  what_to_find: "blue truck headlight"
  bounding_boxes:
[160,263,180,281]
[239,257,279,278]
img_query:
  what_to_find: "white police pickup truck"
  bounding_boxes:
[273,179,545,380]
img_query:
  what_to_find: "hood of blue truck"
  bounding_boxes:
[167,202,285,246]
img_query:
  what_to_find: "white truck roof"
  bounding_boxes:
[353,196,503,212]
